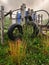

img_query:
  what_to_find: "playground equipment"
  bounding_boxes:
[0,4,49,44]
[7,4,39,41]
[8,24,23,41]
[7,4,49,41]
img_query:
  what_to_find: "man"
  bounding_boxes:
[16,12,21,24]
[31,10,37,22]
[25,8,32,23]
[20,3,26,26]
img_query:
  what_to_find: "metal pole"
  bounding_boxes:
[10,10,12,24]
[1,6,4,44]
[40,14,43,33]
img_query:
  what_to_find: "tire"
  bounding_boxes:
[7,24,23,41]
[27,22,39,38]
[32,22,39,37]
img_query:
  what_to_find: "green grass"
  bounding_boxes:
[0,18,49,65]
[0,34,49,65]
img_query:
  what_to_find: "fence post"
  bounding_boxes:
[10,10,12,24]
[41,14,43,25]
[38,14,41,34]
[40,14,43,33]
[38,14,40,24]
[1,6,4,44]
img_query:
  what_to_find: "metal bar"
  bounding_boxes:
[35,9,49,26]
[12,9,20,12]
[4,10,11,17]
[1,6,4,44]
[35,10,49,15]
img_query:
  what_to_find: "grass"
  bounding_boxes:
[0,29,49,65]
[0,18,49,65]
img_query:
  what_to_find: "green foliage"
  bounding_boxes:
[0,19,49,65]
[0,33,49,65]
[4,17,11,29]
[20,36,49,65]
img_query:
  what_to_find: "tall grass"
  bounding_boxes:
[0,18,49,65]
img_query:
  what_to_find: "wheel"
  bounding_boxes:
[7,24,23,41]
[26,22,39,38]
[32,22,39,38]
